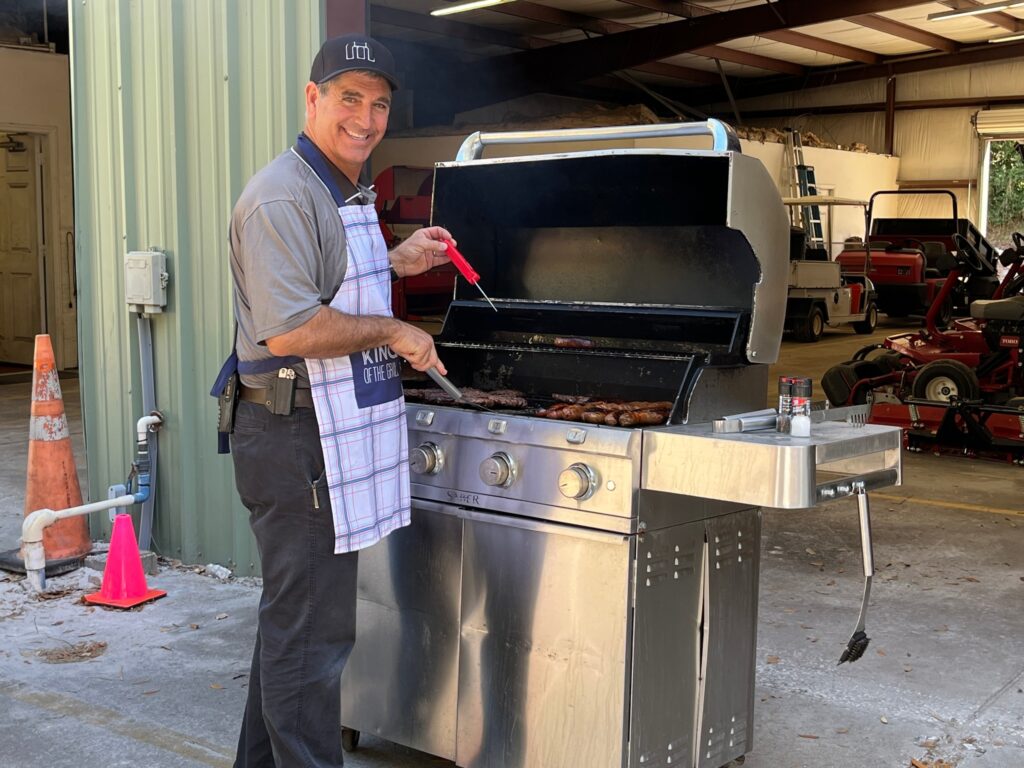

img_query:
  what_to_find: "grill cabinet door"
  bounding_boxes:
[457,513,633,768]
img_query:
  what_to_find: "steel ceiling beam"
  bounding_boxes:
[937,0,1024,32]
[728,93,1024,119]
[763,29,881,64]
[848,13,960,53]
[616,0,881,63]
[371,6,719,87]
[443,0,925,112]
[377,35,652,124]
[492,1,803,74]
[693,44,804,74]
[689,38,1024,104]
[373,6,549,51]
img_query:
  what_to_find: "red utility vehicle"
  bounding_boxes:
[823,233,1024,464]
[835,190,999,323]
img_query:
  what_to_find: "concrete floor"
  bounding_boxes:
[0,319,1022,768]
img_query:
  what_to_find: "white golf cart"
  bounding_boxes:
[783,195,878,342]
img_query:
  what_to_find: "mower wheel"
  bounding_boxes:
[911,359,981,403]
[793,305,825,343]
[852,302,878,335]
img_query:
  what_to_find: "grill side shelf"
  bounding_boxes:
[640,422,902,509]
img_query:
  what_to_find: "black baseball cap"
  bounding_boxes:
[309,34,400,91]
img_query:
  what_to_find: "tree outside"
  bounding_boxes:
[985,140,1024,251]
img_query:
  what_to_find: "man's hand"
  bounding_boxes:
[389,320,446,375]
[389,226,454,278]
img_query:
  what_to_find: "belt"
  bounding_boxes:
[239,384,314,409]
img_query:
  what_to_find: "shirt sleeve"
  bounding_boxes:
[237,199,325,344]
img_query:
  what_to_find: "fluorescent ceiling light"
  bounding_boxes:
[928,1,1024,21]
[430,0,516,17]
[989,30,1024,41]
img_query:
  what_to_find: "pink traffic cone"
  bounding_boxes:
[84,514,166,608]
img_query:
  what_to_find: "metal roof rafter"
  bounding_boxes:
[615,0,881,63]
[441,0,926,112]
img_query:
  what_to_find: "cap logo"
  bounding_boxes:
[345,41,375,63]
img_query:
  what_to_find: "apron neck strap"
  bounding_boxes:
[294,133,360,208]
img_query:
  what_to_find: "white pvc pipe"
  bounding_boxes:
[22,495,137,592]
[22,413,164,592]
[136,414,161,442]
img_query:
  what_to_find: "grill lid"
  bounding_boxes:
[429,121,789,365]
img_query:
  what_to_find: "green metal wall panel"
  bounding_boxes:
[71,0,323,574]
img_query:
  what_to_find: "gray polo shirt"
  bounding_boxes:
[228,146,374,388]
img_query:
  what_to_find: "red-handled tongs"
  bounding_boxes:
[443,238,498,312]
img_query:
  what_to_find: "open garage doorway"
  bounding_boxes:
[979,139,1024,260]
[0,125,75,374]
[0,131,45,367]
[977,106,1024,284]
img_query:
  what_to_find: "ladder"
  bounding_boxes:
[784,129,824,248]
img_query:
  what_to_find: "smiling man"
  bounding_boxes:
[223,34,452,767]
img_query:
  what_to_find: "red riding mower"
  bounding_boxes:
[823,232,1024,464]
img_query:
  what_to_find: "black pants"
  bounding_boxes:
[231,400,358,768]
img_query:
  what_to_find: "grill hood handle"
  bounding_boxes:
[455,119,741,162]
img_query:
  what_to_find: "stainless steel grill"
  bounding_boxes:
[339,121,902,768]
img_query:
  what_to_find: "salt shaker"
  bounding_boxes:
[789,378,813,437]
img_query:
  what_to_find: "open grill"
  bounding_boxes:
[406,147,785,424]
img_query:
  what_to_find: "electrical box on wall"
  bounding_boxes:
[125,250,169,314]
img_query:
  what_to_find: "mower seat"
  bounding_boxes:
[969,295,1024,321]
[923,241,956,274]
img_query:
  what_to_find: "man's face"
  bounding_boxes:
[304,71,391,181]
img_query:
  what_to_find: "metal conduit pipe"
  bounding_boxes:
[22,413,163,592]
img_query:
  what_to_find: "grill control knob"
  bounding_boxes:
[558,463,598,500]
[410,443,444,475]
[480,452,516,488]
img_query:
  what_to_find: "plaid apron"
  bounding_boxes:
[293,137,410,553]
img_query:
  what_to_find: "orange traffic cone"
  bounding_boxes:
[84,514,166,608]
[0,335,91,576]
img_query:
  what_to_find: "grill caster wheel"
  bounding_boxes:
[341,727,360,753]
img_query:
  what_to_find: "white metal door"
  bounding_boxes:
[0,135,43,364]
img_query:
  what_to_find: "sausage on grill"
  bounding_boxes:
[618,410,668,426]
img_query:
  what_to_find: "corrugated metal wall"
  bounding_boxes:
[71,0,322,574]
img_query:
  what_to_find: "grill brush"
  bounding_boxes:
[839,486,874,665]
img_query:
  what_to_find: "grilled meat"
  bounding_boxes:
[539,399,671,427]
[553,337,596,349]
[551,394,593,405]
[404,387,529,409]
[618,409,668,426]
